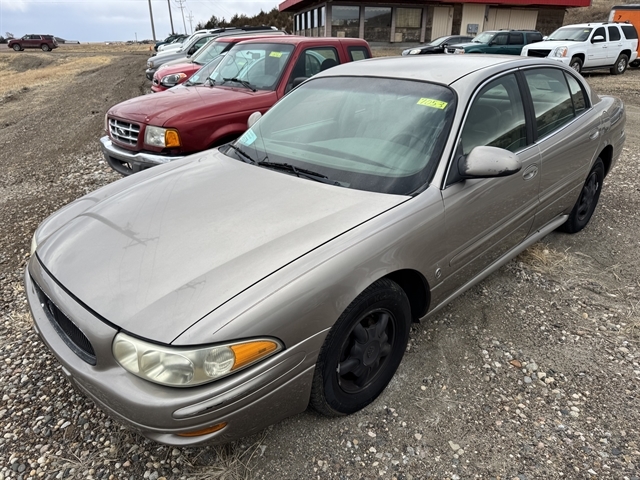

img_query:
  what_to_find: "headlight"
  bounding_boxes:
[160,72,188,87]
[144,125,181,148]
[112,333,283,387]
[454,49,465,55]
[552,46,568,58]
[147,60,154,68]
[408,49,422,55]
[30,232,37,256]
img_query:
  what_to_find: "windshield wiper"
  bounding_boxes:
[257,160,339,185]
[226,144,256,164]
[222,77,257,92]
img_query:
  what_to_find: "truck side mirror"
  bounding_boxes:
[247,111,262,129]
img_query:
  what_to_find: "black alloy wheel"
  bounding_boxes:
[559,158,604,233]
[310,278,411,416]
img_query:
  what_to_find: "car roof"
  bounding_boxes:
[559,22,619,28]
[236,35,369,46]
[313,55,558,86]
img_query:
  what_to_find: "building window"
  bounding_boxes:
[364,7,392,42]
[331,5,360,38]
[319,6,325,27]
[395,8,422,42]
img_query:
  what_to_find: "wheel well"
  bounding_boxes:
[210,134,240,148]
[572,53,585,62]
[599,145,614,177]
[620,49,632,60]
[384,269,430,322]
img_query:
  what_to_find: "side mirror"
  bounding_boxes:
[247,111,262,129]
[543,35,548,40]
[458,146,521,179]
[592,35,605,43]
[292,77,308,88]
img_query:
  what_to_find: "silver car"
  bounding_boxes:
[25,55,625,446]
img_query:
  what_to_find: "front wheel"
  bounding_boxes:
[610,54,628,75]
[558,158,604,234]
[310,278,411,416]
[570,56,583,73]
[41,44,50,52]
[12,44,21,52]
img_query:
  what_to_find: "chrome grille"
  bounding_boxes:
[527,49,551,58]
[109,118,140,145]
[32,279,96,365]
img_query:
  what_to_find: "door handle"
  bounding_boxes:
[589,130,600,140]
[522,164,538,180]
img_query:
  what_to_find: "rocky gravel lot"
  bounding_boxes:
[1,49,639,480]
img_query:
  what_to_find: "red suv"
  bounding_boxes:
[9,34,58,51]
[101,36,372,175]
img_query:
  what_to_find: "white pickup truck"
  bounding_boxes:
[521,22,639,75]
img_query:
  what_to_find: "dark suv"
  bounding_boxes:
[8,34,58,52]
[446,30,543,55]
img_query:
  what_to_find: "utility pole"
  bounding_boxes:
[167,0,175,34]
[187,11,194,34]
[174,0,188,35]
[147,0,157,41]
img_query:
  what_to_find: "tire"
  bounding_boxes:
[41,44,50,52]
[630,60,640,68]
[558,158,604,234]
[610,54,628,75]
[12,44,21,52]
[310,278,411,416]
[569,56,583,73]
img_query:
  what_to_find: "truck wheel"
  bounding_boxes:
[12,44,21,52]
[630,60,640,68]
[569,57,582,73]
[610,54,628,75]
[41,44,50,52]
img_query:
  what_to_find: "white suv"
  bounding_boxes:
[521,22,638,75]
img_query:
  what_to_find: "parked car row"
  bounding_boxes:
[403,20,639,75]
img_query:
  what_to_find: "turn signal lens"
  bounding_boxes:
[231,341,279,370]
[177,422,227,437]
[165,129,181,148]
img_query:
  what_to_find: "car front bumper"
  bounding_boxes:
[25,257,320,446]
[100,136,183,175]
[145,68,157,80]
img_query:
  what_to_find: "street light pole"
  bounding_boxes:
[147,0,157,41]
[167,0,175,34]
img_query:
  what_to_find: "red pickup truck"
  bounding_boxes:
[101,36,371,175]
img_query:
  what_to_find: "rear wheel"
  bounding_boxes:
[41,44,50,52]
[310,278,411,416]
[569,56,583,73]
[610,54,628,75]
[12,44,21,52]
[558,158,604,234]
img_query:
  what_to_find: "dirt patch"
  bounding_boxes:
[0,49,639,480]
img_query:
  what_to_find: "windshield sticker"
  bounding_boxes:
[238,129,257,146]
[269,51,283,58]
[417,98,448,109]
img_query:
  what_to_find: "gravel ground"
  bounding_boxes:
[0,49,639,480]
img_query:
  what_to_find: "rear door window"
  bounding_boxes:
[508,32,524,45]
[565,73,587,115]
[608,26,621,41]
[348,46,370,61]
[526,32,543,44]
[524,68,575,139]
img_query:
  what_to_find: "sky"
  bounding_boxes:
[0,0,283,42]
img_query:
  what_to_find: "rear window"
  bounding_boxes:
[621,25,639,40]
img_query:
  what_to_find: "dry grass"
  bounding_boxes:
[516,242,574,275]
[564,0,622,25]
[1,54,114,95]
[56,43,152,54]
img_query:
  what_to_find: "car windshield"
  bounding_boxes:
[548,27,593,41]
[428,36,449,46]
[192,41,228,65]
[187,54,225,85]
[223,76,455,195]
[208,42,294,91]
[472,32,495,43]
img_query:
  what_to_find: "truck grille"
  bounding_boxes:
[109,118,140,146]
[33,280,97,365]
[527,49,551,58]
[445,47,456,54]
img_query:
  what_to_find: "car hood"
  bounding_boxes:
[108,86,275,126]
[154,62,199,79]
[36,150,406,344]
[454,42,484,49]
[523,40,576,50]
[156,58,196,71]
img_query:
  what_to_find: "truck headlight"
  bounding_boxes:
[160,72,188,87]
[147,60,154,68]
[144,126,181,148]
[552,46,568,58]
[113,333,283,387]
[454,48,465,55]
